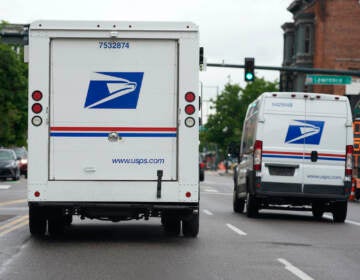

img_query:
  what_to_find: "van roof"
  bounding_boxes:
[261,92,348,102]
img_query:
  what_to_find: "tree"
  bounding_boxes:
[200,78,278,157]
[0,42,28,147]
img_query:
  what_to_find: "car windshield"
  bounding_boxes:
[0,150,14,160]
[13,148,27,158]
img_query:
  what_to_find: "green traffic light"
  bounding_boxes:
[245,72,254,81]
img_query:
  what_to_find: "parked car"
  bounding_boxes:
[199,155,205,181]
[0,149,20,181]
[12,147,28,178]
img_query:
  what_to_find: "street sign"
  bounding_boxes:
[305,75,352,85]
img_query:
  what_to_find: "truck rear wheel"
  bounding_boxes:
[182,213,199,238]
[162,214,181,236]
[246,193,259,218]
[332,201,347,223]
[29,206,46,237]
[48,208,65,236]
[233,190,245,213]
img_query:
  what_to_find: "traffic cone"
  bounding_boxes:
[349,178,356,201]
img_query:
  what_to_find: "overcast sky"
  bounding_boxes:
[1,0,294,99]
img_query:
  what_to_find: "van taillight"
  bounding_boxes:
[345,145,353,176]
[253,140,263,171]
[32,103,43,114]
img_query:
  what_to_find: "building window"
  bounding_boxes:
[304,25,311,54]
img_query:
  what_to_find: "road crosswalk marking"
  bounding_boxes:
[0,185,11,190]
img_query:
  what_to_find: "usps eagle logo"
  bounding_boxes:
[285,120,325,145]
[84,72,144,109]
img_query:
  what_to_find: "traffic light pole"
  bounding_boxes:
[206,62,360,77]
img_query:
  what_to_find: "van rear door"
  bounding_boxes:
[49,38,178,181]
[303,98,348,192]
[261,97,305,192]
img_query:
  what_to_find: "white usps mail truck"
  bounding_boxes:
[27,20,200,237]
[233,92,353,222]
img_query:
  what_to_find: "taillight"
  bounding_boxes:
[185,104,195,115]
[31,90,43,126]
[32,103,43,114]
[185,92,195,102]
[184,91,196,127]
[345,145,353,176]
[32,90,43,101]
[253,140,263,171]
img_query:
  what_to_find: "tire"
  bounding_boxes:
[182,213,199,238]
[162,215,181,236]
[332,201,347,223]
[48,208,65,236]
[312,202,324,220]
[233,189,245,213]
[64,215,73,226]
[29,206,46,237]
[246,192,259,218]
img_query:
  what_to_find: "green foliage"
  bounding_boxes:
[200,78,278,156]
[0,43,28,147]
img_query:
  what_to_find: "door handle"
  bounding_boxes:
[310,151,318,162]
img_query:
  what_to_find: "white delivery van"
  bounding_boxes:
[233,92,353,222]
[27,20,200,237]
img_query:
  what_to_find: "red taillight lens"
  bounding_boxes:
[32,103,43,114]
[34,191,40,197]
[253,140,263,171]
[32,90,43,101]
[345,145,353,176]
[185,192,191,198]
[185,104,195,115]
[185,92,195,102]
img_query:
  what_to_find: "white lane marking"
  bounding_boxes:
[323,214,360,226]
[278,258,314,280]
[203,209,213,216]
[204,189,219,193]
[0,185,11,190]
[226,223,247,236]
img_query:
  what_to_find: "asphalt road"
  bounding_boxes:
[1,172,360,280]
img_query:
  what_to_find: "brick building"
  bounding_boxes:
[280,0,360,97]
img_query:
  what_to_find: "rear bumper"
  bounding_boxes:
[28,201,199,220]
[254,181,350,202]
[28,201,199,210]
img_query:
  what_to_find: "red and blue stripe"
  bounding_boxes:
[262,150,345,162]
[50,126,177,138]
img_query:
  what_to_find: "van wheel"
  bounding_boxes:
[233,190,245,213]
[182,213,199,238]
[312,202,324,220]
[29,206,46,237]
[332,201,347,223]
[246,193,259,218]
[162,215,181,236]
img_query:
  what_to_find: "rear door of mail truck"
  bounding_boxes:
[303,97,348,192]
[261,96,306,192]
[49,38,178,181]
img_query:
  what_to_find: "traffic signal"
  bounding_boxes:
[244,57,255,82]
